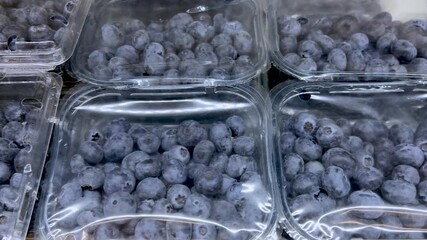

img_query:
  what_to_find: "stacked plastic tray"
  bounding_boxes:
[0,0,92,239]
[35,0,279,239]
[268,0,427,239]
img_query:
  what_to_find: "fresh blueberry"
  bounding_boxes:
[231,136,255,157]
[136,132,160,154]
[391,164,420,184]
[94,223,122,240]
[389,123,414,145]
[2,121,25,143]
[192,223,217,240]
[381,180,417,204]
[87,50,108,70]
[135,177,166,200]
[0,138,19,163]
[115,45,139,64]
[103,118,131,138]
[289,112,317,137]
[393,143,424,167]
[233,30,253,54]
[298,40,322,60]
[0,162,10,184]
[177,120,208,147]
[354,166,384,191]
[333,15,359,38]
[9,173,22,188]
[315,123,344,148]
[103,132,133,162]
[57,182,82,208]
[162,145,190,165]
[352,119,388,142]
[103,168,136,195]
[166,222,192,240]
[76,208,103,233]
[166,184,191,209]
[101,24,124,48]
[182,193,211,218]
[78,141,103,165]
[398,205,427,228]
[78,166,105,190]
[279,131,296,156]
[162,159,187,184]
[321,166,351,199]
[391,39,417,62]
[211,33,232,49]
[279,18,301,36]
[304,161,325,177]
[134,219,166,239]
[193,140,215,165]
[225,154,250,178]
[210,199,240,223]
[225,115,245,137]
[13,149,30,172]
[194,167,223,196]
[292,172,320,195]
[152,198,174,214]
[346,49,366,71]
[282,153,304,180]
[406,58,427,73]
[222,21,244,37]
[103,191,137,217]
[347,190,384,219]
[84,128,105,145]
[327,48,347,71]
[289,194,323,221]
[294,137,322,161]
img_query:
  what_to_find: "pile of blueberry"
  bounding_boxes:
[281,112,427,239]
[53,116,269,239]
[0,0,76,50]
[0,100,41,236]
[86,12,255,80]
[277,11,427,74]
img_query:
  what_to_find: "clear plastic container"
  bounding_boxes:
[269,0,427,80]
[271,80,427,239]
[0,0,92,71]
[36,83,278,239]
[0,73,61,239]
[69,0,267,87]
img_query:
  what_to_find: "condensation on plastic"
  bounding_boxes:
[271,80,427,240]
[69,0,267,88]
[0,0,92,71]
[0,73,61,239]
[268,0,427,81]
[36,83,278,239]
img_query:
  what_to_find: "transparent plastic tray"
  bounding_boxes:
[0,73,61,239]
[268,0,427,80]
[36,83,277,239]
[69,0,267,87]
[0,0,92,70]
[271,80,427,239]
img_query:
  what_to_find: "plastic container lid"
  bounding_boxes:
[271,80,427,239]
[0,73,61,239]
[0,0,92,71]
[69,0,267,87]
[36,83,278,239]
[269,0,427,80]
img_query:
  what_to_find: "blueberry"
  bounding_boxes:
[78,141,103,165]
[339,135,364,153]
[354,166,384,191]
[165,184,190,209]
[162,159,187,184]
[0,162,10,184]
[181,192,211,218]
[13,149,30,172]
[406,58,427,73]
[101,24,124,48]
[222,21,244,37]
[398,205,427,228]
[127,123,148,142]
[135,132,160,154]
[373,137,395,153]
[166,222,192,240]
[279,18,301,36]
[233,30,253,55]
[292,172,320,195]
[418,180,427,204]
[138,199,155,213]
[103,168,136,195]
[321,166,351,199]
[391,39,417,62]
[279,131,296,156]
[219,174,237,195]
[103,118,131,138]
[347,190,384,219]
[349,33,369,50]
[381,180,417,204]
[165,12,193,30]
[225,154,250,178]
[294,137,322,161]
[81,190,102,210]
[87,50,108,70]
[0,186,18,211]
[352,149,375,168]
[327,48,347,71]
[190,140,215,165]
[103,191,137,217]
[192,223,217,240]
[210,199,240,222]
[282,53,301,65]
[211,33,232,49]
[177,120,207,147]
[315,192,336,213]
[352,119,388,142]
[115,45,139,64]
[346,49,366,71]
[283,153,304,180]
[333,15,359,38]
[134,219,166,239]
[289,112,317,137]
[103,132,133,162]
[186,21,215,42]
[289,194,323,221]
[298,40,322,60]
[391,164,420,184]
[194,167,223,196]
[9,173,22,188]
[92,65,112,78]
[393,143,424,167]
[376,32,397,54]
[94,223,122,240]
[304,161,325,177]
[78,166,105,190]
[76,208,102,233]
[315,123,344,148]
[152,198,174,214]
[135,177,166,200]
[57,182,82,208]
[130,29,150,51]
[2,121,25,142]
[232,136,256,157]
[143,53,166,76]
[162,145,190,165]
[0,138,19,163]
